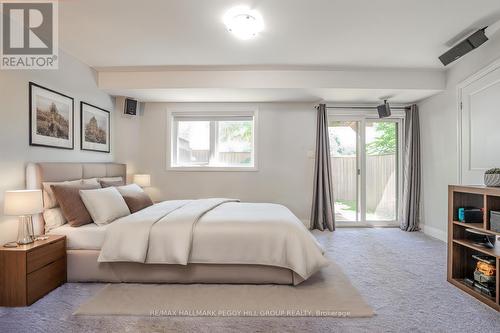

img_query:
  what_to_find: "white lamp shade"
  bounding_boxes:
[4,190,43,216]
[133,174,151,187]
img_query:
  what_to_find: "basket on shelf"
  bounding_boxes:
[484,168,500,187]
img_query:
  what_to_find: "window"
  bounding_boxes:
[169,111,257,170]
[328,110,403,225]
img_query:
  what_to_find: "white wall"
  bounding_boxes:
[114,102,317,224]
[0,51,114,244]
[113,97,142,182]
[418,34,500,241]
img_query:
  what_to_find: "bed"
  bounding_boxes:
[27,162,328,285]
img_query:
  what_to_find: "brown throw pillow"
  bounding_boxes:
[100,180,125,188]
[51,183,101,227]
[42,179,83,209]
[116,184,153,213]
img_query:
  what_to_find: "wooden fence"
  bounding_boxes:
[190,150,251,165]
[331,155,396,214]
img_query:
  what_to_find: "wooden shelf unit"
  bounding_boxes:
[448,185,500,311]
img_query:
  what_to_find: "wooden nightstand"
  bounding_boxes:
[0,234,66,306]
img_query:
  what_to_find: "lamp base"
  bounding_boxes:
[17,215,34,245]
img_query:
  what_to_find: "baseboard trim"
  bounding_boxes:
[421,224,447,243]
[304,220,399,229]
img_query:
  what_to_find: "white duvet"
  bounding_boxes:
[98,199,328,282]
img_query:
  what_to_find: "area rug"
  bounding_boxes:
[74,261,373,318]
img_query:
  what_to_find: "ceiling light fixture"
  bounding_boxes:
[223,6,264,40]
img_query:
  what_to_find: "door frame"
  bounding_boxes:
[327,107,405,227]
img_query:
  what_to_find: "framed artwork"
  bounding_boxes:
[80,102,110,153]
[29,82,74,149]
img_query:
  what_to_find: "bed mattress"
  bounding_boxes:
[99,200,328,282]
[48,199,327,284]
[48,223,107,250]
[66,250,297,284]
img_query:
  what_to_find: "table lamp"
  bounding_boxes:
[133,174,151,187]
[4,190,43,244]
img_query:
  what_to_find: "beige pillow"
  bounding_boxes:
[99,176,123,183]
[51,183,101,227]
[43,208,67,233]
[43,178,115,208]
[82,178,100,186]
[79,187,131,226]
[100,179,125,188]
[42,179,82,209]
[116,184,154,213]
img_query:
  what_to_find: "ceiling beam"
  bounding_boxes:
[97,68,445,91]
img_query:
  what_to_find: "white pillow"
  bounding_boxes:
[79,187,130,226]
[43,207,67,233]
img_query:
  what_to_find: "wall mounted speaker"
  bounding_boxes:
[124,98,138,116]
[439,28,488,66]
[377,101,391,118]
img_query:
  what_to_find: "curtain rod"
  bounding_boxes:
[324,106,410,110]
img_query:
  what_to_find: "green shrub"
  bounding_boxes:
[485,168,500,174]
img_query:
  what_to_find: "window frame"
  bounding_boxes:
[167,107,259,172]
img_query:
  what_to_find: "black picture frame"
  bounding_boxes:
[29,82,75,150]
[80,101,111,153]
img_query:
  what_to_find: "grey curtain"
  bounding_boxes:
[311,104,335,231]
[400,104,421,231]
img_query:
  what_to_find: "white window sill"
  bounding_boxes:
[168,166,258,172]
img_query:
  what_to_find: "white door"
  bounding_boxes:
[460,63,500,184]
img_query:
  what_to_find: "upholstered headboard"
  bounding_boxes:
[26,162,127,235]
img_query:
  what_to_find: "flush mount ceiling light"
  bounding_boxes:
[223,6,264,40]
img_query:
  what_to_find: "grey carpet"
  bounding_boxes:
[1,228,499,332]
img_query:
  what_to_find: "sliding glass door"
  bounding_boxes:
[328,112,402,225]
[329,120,360,222]
[365,120,398,221]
